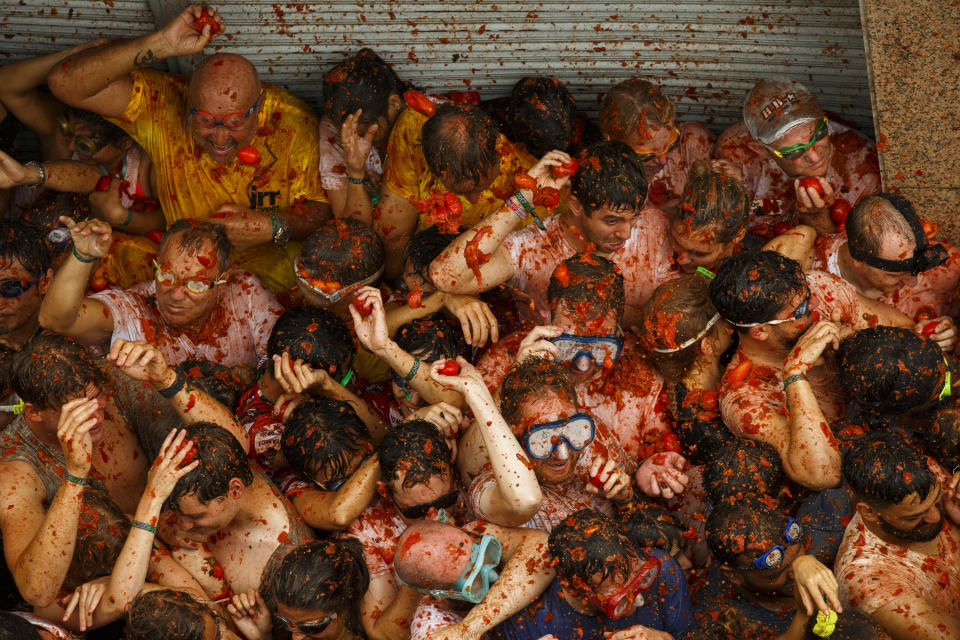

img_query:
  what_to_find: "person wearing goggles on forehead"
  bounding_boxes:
[40,218,283,370]
[599,77,716,216]
[715,77,881,237]
[489,510,692,640]
[48,8,334,295]
[390,519,555,640]
[710,251,913,490]
[703,499,844,639]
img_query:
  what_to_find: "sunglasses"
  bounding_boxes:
[731,289,811,328]
[549,334,623,370]
[56,115,107,157]
[273,611,338,636]
[523,413,596,460]
[152,260,226,295]
[747,517,803,571]
[186,92,263,132]
[0,278,37,298]
[397,490,459,520]
[588,555,661,619]
[318,451,370,492]
[634,127,680,162]
[769,117,829,161]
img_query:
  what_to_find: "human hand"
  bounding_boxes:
[0,148,32,189]
[341,109,376,180]
[442,293,499,347]
[710,158,743,182]
[209,205,272,251]
[349,286,391,355]
[272,351,336,396]
[634,451,689,500]
[145,429,201,507]
[794,177,835,214]
[515,325,563,364]
[107,339,173,385]
[158,4,222,57]
[429,357,487,399]
[526,150,574,192]
[791,554,842,616]
[407,402,463,442]
[58,396,101,477]
[603,623,674,639]
[60,216,112,260]
[783,321,850,376]
[61,578,107,632]
[587,456,633,502]
[915,316,957,352]
[88,177,131,228]
[227,590,272,640]
[941,471,960,527]
[270,392,308,423]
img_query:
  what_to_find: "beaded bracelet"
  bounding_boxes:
[65,471,87,486]
[72,247,99,264]
[404,357,421,382]
[132,520,157,534]
[783,373,806,390]
[347,175,365,185]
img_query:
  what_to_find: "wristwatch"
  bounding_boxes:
[270,214,290,246]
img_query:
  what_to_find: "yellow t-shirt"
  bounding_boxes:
[383,107,549,231]
[107,70,328,292]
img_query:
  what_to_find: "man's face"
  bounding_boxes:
[563,552,649,619]
[763,285,820,351]
[871,486,944,544]
[852,231,918,297]
[670,219,739,273]
[59,114,126,166]
[574,204,640,256]
[735,543,803,597]
[274,602,345,640]
[34,384,107,443]
[173,491,241,539]
[154,236,224,329]
[188,84,261,164]
[401,258,435,295]
[0,257,45,338]
[550,304,620,385]
[621,121,676,180]
[766,120,833,178]
[515,392,582,486]
[440,161,500,205]
[389,470,458,525]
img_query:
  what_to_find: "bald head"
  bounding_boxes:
[186,54,262,164]
[190,53,260,110]
[394,520,474,590]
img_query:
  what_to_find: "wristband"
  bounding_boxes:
[72,247,100,263]
[403,357,421,382]
[347,175,365,185]
[783,373,806,390]
[505,197,528,220]
[118,209,134,228]
[131,520,157,534]
[64,471,87,486]
[513,191,535,215]
[24,161,46,188]
[159,368,187,398]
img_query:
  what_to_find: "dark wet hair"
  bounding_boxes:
[394,314,469,363]
[706,498,791,568]
[709,250,806,328]
[158,219,231,272]
[125,590,210,640]
[266,305,355,380]
[262,539,369,638]
[508,76,578,157]
[599,77,676,139]
[282,397,371,482]
[623,501,685,553]
[673,160,750,243]
[920,403,960,470]
[0,343,16,397]
[680,609,749,640]
[322,48,404,127]
[669,380,738,467]
[377,419,452,491]
[499,356,577,429]
[8,333,107,410]
[175,359,247,413]
[704,440,785,507]
[842,431,936,509]
[0,612,43,640]
[298,218,385,287]
[66,490,130,589]
[0,220,51,279]
[405,225,459,282]
[847,193,918,261]
[549,509,642,582]
[421,103,501,185]
[166,423,253,512]
[802,608,889,640]
[547,253,625,322]
[571,140,648,217]
[65,105,130,149]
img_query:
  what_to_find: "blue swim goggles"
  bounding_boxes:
[749,517,803,570]
[549,333,623,371]
[398,534,502,603]
[523,413,596,460]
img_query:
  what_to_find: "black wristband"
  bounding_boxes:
[159,368,186,398]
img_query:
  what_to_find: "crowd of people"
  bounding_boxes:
[1,5,959,640]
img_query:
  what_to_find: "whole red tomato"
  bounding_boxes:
[798,177,824,196]
[922,321,940,337]
[553,159,579,178]
[95,176,113,192]
[237,146,260,165]
[444,192,463,216]
[403,90,436,117]
[829,200,851,225]
[192,8,221,35]
[352,296,372,318]
[439,359,460,376]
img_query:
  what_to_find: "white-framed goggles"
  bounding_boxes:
[523,413,596,460]
[549,333,623,369]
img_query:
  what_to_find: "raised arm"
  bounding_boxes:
[763,224,817,271]
[289,455,379,530]
[0,149,104,193]
[336,109,378,225]
[46,5,218,118]
[374,185,422,279]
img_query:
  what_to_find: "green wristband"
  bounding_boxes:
[64,471,87,486]
[783,373,806,390]
[403,357,421,382]
[132,520,157,534]
[118,209,133,228]
[72,247,99,263]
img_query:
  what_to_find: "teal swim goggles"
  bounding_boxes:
[397,534,502,603]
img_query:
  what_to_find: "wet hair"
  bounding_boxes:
[680,609,749,640]
[508,76,578,156]
[66,490,130,589]
[125,590,210,640]
[8,333,107,410]
[499,356,578,429]
[547,253,625,323]
[394,315,469,363]
[709,250,806,328]
[165,422,254,512]
[842,431,936,509]
[704,440,785,507]
[421,103,501,185]
[282,397,371,482]
[157,219,231,272]
[64,106,130,149]
[0,220,51,279]
[175,359,247,413]
[266,305,355,380]
[549,509,642,583]
[298,218,385,287]
[705,498,790,568]
[802,608,890,640]
[847,193,918,261]
[623,501,685,553]
[377,419,452,491]
[599,78,676,140]
[920,403,960,470]
[836,326,945,430]
[571,140,648,217]
[639,273,719,380]
[262,539,369,638]
[405,225,459,282]
[322,48,404,127]
[669,380,738,467]
[0,343,16,396]
[673,160,750,243]
[0,612,43,640]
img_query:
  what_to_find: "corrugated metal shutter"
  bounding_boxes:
[0,1,873,135]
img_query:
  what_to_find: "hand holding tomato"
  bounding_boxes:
[160,5,223,57]
[192,7,222,36]
[795,177,834,213]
